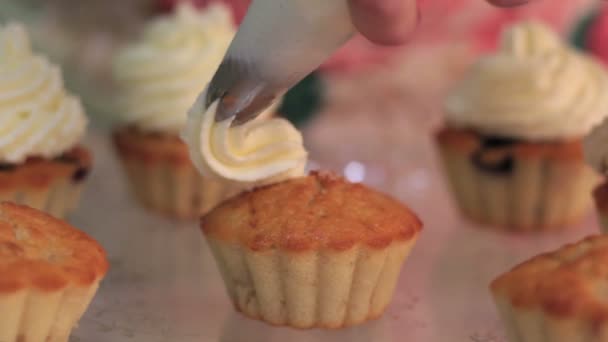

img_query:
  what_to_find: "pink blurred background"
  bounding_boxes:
[156,0,597,73]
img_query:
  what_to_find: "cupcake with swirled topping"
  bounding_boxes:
[436,21,608,231]
[111,3,277,218]
[182,93,421,328]
[0,23,91,219]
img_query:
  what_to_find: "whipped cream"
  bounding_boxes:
[446,21,608,141]
[182,91,307,185]
[113,3,235,133]
[0,23,87,164]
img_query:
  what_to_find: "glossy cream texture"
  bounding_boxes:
[0,23,87,164]
[446,21,608,141]
[112,3,235,133]
[182,92,307,184]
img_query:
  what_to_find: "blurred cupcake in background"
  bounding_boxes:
[437,21,608,232]
[0,23,91,219]
[584,118,608,232]
[583,4,608,233]
[111,3,279,219]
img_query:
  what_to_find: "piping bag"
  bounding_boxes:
[205,0,355,124]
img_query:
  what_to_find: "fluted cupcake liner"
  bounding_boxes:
[0,281,101,342]
[0,181,85,219]
[113,128,239,219]
[119,156,238,219]
[437,129,598,231]
[205,236,418,329]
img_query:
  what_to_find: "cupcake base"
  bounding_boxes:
[205,236,419,329]
[0,147,92,219]
[0,282,102,342]
[113,127,239,219]
[436,128,598,231]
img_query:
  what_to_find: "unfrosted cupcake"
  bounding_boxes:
[112,3,277,218]
[0,23,91,219]
[183,87,422,328]
[437,21,608,231]
[491,235,608,342]
[0,202,108,342]
[201,172,422,328]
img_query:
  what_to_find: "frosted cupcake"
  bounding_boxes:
[437,21,608,231]
[0,23,91,219]
[183,94,421,329]
[112,3,276,218]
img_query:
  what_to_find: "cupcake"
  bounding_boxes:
[0,202,108,342]
[491,235,608,342]
[0,24,91,219]
[201,172,422,328]
[111,3,277,218]
[183,85,421,328]
[437,21,608,231]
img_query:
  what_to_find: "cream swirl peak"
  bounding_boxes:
[445,21,608,140]
[0,23,87,164]
[182,91,307,185]
[112,3,235,133]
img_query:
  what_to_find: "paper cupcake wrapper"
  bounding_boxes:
[113,128,241,219]
[0,281,101,342]
[437,140,597,231]
[117,156,238,219]
[492,294,601,342]
[205,236,418,329]
[0,181,85,220]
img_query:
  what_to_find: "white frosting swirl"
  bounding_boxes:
[446,21,608,140]
[0,23,87,164]
[112,3,235,133]
[182,91,307,185]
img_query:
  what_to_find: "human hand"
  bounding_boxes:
[349,0,533,45]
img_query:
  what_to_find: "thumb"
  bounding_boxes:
[348,0,419,46]
[485,0,531,7]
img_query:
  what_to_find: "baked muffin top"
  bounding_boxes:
[491,235,608,320]
[0,202,108,292]
[201,171,422,252]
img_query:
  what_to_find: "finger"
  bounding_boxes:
[348,0,419,46]
[486,0,531,7]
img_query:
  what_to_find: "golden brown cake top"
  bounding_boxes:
[113,126,191,165]
[201,171,422,252]
[0,202,109,292]
[491,235,608,321]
